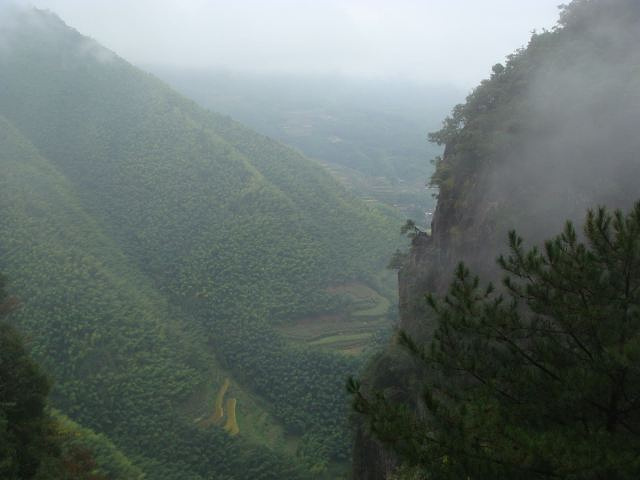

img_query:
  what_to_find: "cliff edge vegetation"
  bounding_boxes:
[351,1,640,478]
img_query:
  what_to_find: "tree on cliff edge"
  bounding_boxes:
[350,202,640,479]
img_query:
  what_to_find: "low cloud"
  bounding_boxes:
[20,0,560,88]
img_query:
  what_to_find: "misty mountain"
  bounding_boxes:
[148,67,462,220]
[354,1,640,478]
[0,6,402,479]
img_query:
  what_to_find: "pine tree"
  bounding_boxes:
[350,202,640,479]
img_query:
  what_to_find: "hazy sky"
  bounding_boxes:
[20,0,562,88]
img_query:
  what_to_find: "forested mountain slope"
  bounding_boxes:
[0,113,308,479]
[1,291,145,480]
[353,0,640,478]
[150,68,459,220]
[0,6,401,478]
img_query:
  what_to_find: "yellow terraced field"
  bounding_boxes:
[224,398,240,436]
[212,378,230,423]
[277,282,392,354]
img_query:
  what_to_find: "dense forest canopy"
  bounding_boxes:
[150,68,462,220]
[0,5,403,478]
[7,1,640,479]
[1,274,145,479]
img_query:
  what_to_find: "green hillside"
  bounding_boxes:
[0,114,308,478]
[151,68,459,221]
[50,412,146,479]
[0,292,145,480]
[0,7,402,478]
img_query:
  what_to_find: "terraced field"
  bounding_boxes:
[318,161,434,221]
[194,378,239,436]
[213,379,230,423]
[277,284,392,355]
[224,398,240,436]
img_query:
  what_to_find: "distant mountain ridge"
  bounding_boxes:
[149,67,462,220]
[0,6,401,479]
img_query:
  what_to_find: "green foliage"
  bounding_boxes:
[0,7,402,478]
[151,68,459,218]
[1,276,142,480]
[0,320,51,479]
[351,203,640,479]
[41,412,146,480]
[353,1,640,478]
[400,220,417,237]
[428,0,640,208]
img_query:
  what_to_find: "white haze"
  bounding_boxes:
[15,0,561,88]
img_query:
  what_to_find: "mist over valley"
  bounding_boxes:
[1,2,640,480]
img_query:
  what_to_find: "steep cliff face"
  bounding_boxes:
[402,0,640,336]
[354,1,640,478]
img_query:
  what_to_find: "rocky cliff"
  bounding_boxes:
[353,1,640,478]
